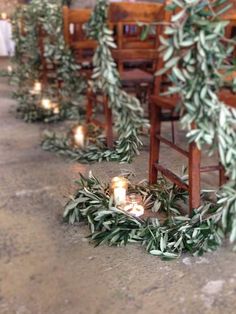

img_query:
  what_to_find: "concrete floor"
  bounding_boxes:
[1,59,236,314]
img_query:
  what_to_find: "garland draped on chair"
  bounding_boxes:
[11,0,85,122]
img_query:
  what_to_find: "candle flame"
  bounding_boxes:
[74,126,85,147]
[33,81,42,93]
[111,177,128,189]
[1,13,7,20]
[7,65,12,73]
[41,98,52,110]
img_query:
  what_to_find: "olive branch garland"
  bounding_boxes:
[11,0,85,122]
[63,172,224,259]
[158,0,236,243]
[42,0,148,163]
[86,0,149,162]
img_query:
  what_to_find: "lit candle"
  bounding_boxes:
[33,81,42,94]
[74,126,85,148]
[111,177,128,206]
[41,98,52,110]
[30,81,42,95]
[123,194,144,217]
[1,13,7,20]
[7,65,12,74]
[53,105,60,114]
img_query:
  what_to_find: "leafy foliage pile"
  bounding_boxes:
[11,0,85,122]
[63,173,224,259]
[42,124,120,163]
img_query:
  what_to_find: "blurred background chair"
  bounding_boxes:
[86,1,164,147]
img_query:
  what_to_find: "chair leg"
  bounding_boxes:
[86,87,93,123]
[147,85,153,119]
[149,104,161,184]
[104,96,113,149]
[171,120,175,144]
[40,67,47,87]
[219,163,227,186]
[136,83,149,104]
[188,141,201,214]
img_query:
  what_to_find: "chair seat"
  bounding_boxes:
[120,69,153,85]
[71,41,97,50]
[150,95,180,109]
[219,89,236,108]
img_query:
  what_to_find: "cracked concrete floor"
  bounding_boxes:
[0,59,236,314]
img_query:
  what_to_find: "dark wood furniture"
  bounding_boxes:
[148,7,236,214]
[86,1,164,147]
[63,6,96,68]
[63,2,164,148]
[62,6,114,147]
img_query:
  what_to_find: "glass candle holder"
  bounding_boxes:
[41,98,52,110]
[111,177,129,206]
[73,125,86,148]
[52,104,60,115]
[123,193,144,217]
[7,66,12,74]
[33,81,42,94]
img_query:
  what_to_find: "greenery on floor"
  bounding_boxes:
[63,173,225,259]
[42,124,122,163]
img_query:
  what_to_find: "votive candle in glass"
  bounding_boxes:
[123,193,144,217]
[111,177,128,206]
[73,125,85,148]
[41,98,52,110]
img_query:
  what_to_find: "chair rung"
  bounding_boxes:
[160,113,180,121]
[156,135,189,157]
[154,164,189,191]
[200,165,222,173]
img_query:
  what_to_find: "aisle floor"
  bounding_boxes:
[0,59,236,314]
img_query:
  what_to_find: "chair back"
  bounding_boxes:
[151,3,172,96]
[108,2,165,73]
[63,6,96,63]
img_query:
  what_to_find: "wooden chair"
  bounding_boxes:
[108,2,163,92]
[38,26,51,86]
[86,2,164,148]
[223,8,236,58]
[38,7,95,90]
[62,6,115,147]
[63,6,96,73]
[14,10,52,89]
[62,6,114,147]
[219,10,236,106]
[148,8,231,214]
